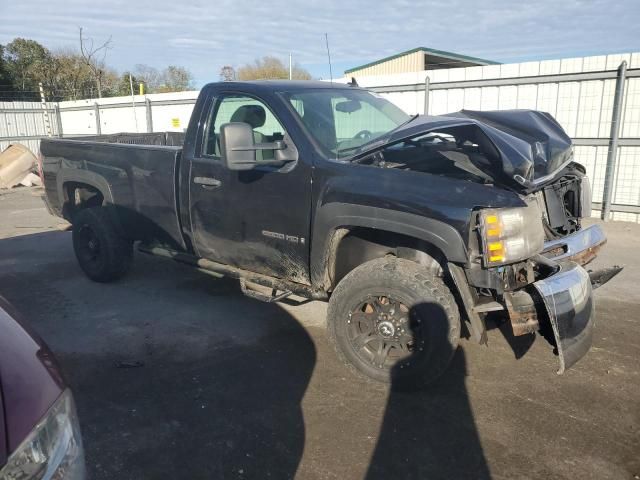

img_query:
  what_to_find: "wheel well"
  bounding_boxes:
[62,182,105,221]
[330,227,446,289]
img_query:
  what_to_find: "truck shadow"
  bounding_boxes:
[0,230,489,479]
[365,303,490,480]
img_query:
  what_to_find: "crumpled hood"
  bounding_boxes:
[354,109,574,190]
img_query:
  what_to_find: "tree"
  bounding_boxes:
[157,65,193,92]
[0,44,16,97]
[236,56,311,81]
[3,38,53,98]
[79,27,112,98]
[49,49,94,100]
[133,64,161,93]
[113,72,139,97]
[219,65,236,82]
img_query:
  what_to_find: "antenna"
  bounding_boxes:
[324,33,333,83]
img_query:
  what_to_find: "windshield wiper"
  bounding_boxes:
[344,113,421,159]
[385,113,420,137]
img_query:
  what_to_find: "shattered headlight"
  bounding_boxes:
[0,389,85,480]
[479,203,544,267]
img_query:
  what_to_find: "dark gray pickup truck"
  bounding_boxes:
[40,80,620,388]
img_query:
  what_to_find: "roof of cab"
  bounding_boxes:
[203,80,355,92]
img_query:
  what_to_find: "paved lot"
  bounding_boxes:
[0,186,639,480]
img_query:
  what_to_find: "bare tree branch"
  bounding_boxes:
[78,27,112,98]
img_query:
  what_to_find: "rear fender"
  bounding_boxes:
[57,169,114,209]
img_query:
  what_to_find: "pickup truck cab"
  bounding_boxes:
[40,80,620,388]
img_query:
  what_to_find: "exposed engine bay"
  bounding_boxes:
[355,125,502,184]
[538,165,589,239]
[355,124,590,242]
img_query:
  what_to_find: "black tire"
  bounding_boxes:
[327,257,460,389]
[72,207,133,282]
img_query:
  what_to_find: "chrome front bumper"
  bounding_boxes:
[542,224,607,265]
[533,262,594,374]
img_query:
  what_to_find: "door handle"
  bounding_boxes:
[193,176,221,189]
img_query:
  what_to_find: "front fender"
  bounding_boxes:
[310,202,468,286]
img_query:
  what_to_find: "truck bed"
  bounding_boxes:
[64,131,186,147]
[40,132,187,250]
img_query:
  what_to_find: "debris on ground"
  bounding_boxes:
[0,144,38,189]
[19,172,42,187]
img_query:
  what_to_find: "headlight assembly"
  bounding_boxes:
[479,203,544,267]
[0,389,85,480]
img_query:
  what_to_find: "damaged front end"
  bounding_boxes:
[351,105,622,373]
[503,260,595,374]
[471,224,621,374]
[533,262,594,374]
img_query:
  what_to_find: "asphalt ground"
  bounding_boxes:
[0,186,638,479]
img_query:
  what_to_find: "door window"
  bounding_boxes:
[203,95,286,158]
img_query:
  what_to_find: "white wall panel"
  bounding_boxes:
[481,64,501,79]
[539,59,561,75]
[446,89,464,113]
[622,78,640,138]
[536,83,559,117]
[583,55,607,72]
[613,147,640,205]
[606,53,631,70]
[555,82,581,137]
[500,63,520,78]
[519,61,540,77]
[576,81,604,138]
[497,85,517,109]
[516,85,538,109]
[480,86,499,110]
[99,105,149,134]
[463,88,482,110]
[431,90,448,115]
[560,57,584,74]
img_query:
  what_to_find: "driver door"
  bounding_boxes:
[187,93,313,284]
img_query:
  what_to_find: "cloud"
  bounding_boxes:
[1,0,638,86]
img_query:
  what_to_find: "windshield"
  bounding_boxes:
[283,88,409,159]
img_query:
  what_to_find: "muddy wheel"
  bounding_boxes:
[327,257,460,389]
[72,207,133,282]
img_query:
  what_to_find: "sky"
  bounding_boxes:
[1,0,639,88]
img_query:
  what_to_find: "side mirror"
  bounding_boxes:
[220,122,298,171]
[220,122,257,171]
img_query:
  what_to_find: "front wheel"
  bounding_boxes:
[327,257,460,389]
[72,207,133,283]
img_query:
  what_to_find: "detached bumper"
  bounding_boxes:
[533,262,594,374]
[542,224,606,265]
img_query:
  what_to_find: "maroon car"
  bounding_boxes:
[0,296,85,479]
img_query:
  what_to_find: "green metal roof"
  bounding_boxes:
[344,47,500,74]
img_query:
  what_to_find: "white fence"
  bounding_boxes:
[0,101,62,154]
[349,52,640,222]
[1,51,640,221]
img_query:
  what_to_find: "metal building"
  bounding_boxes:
[344,47,499,78]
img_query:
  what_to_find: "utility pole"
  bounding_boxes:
[289,53,292,80]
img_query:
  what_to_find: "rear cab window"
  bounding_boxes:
[203,95,286,160]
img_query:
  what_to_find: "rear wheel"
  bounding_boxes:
[327,257,460,389]
[72,207,133,282]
